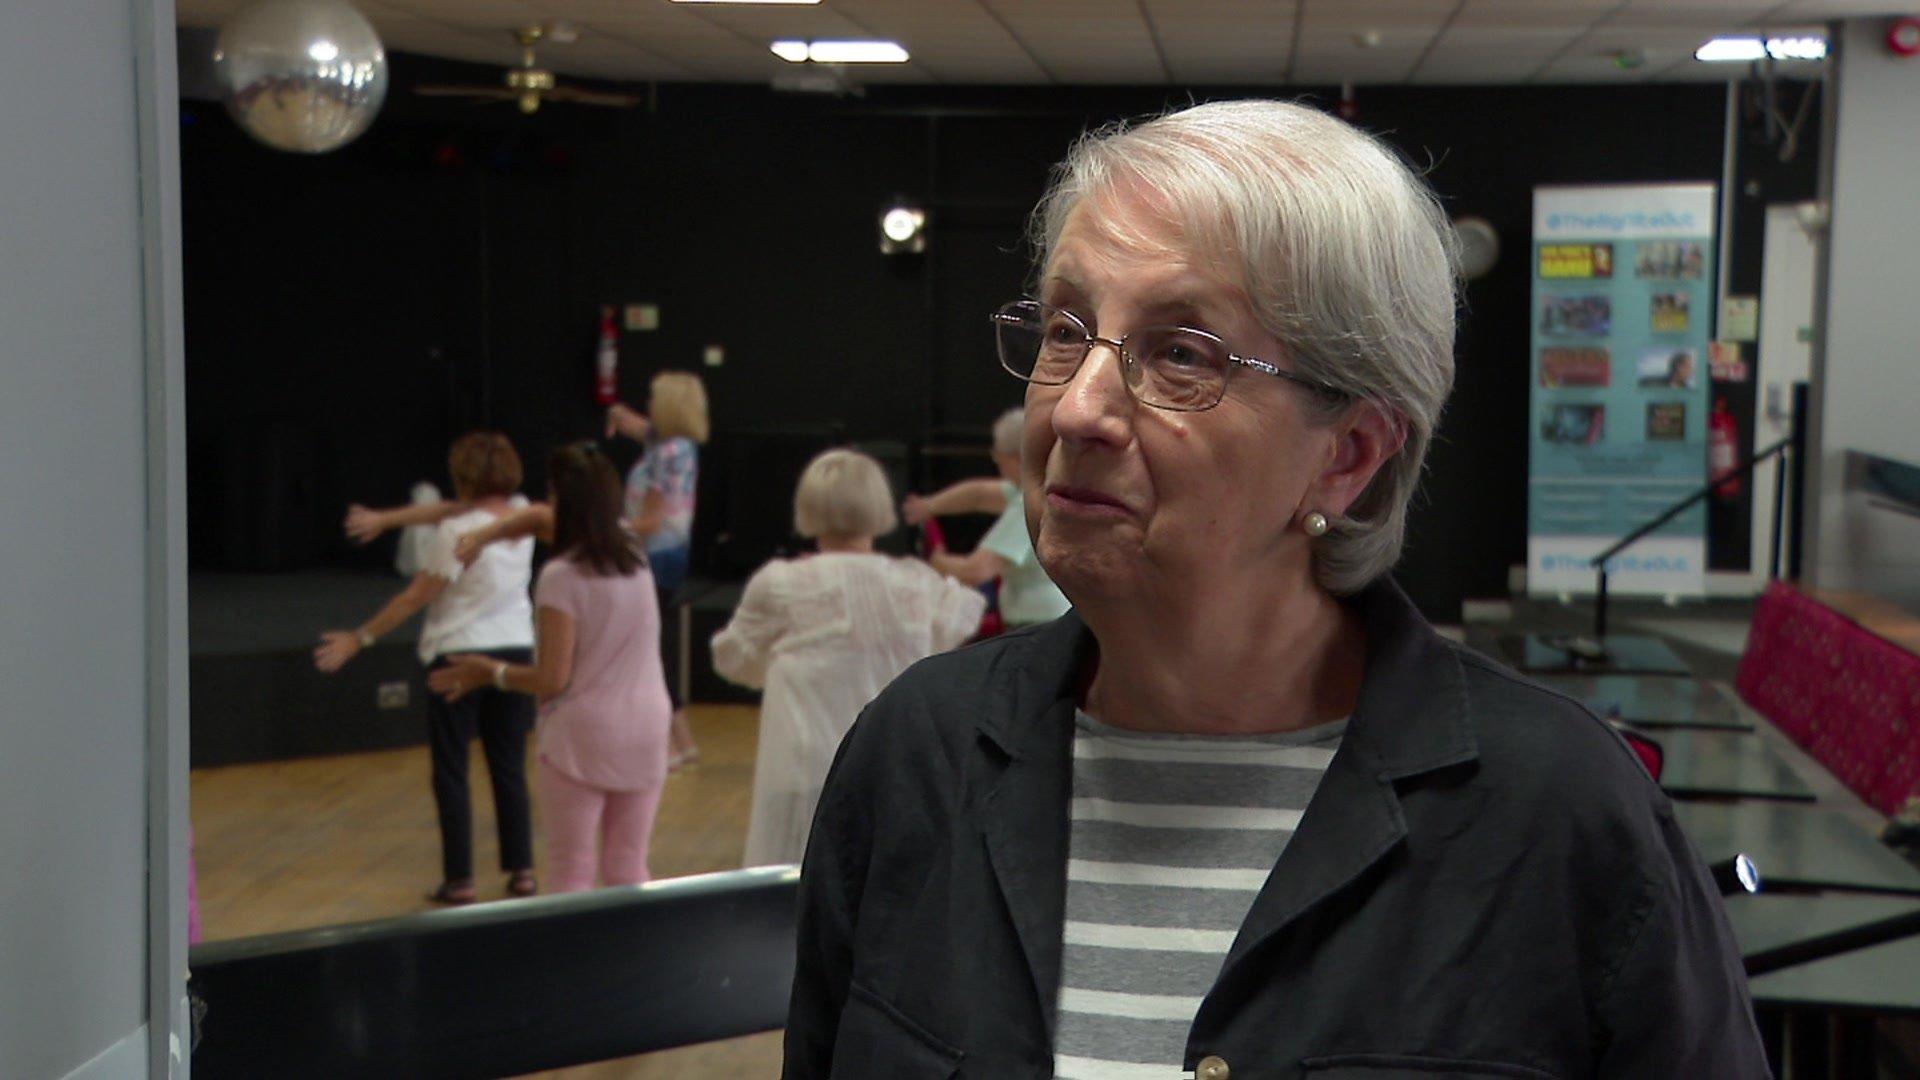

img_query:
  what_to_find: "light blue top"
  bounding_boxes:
[979,480,1070,628]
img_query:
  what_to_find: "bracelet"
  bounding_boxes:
[492,662,509,691]
[355,630,375,649]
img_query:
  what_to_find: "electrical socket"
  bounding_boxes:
[377,681,410,710]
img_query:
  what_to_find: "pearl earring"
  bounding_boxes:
[1302,511,1330,537]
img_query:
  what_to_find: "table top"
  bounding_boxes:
[1724,892,1920,976]
[1500,633,1692,676]
[1673,800,1920,895]
[1653,729,1816,802]
[1747,932,1920,1014]
[1537,674,1753,731]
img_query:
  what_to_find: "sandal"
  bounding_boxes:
[507,870,539,898]
[426,879,476,905]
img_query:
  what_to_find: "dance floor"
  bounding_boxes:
[191,703,783,1078]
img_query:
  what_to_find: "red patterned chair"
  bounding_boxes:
[1737,581,1920,816]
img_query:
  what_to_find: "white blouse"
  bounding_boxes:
[713,553,987,867]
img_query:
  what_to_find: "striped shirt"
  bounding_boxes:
[1053,710,1347,1080]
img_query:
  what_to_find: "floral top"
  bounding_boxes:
[626,436,698,554]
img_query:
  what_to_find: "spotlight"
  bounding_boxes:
[880,203,926,255]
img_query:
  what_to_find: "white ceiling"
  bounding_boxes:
[177,0,1911,86]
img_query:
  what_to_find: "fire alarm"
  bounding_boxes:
[1890,16,1920,56]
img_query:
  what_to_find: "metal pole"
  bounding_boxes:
[1595,568,1610,640]
[1770,450,1787,581]
[1788,381,1809,580]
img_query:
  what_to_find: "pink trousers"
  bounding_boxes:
[538,757,665,893]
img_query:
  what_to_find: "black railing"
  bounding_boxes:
[1589,383,1808,642]
[188,866,799,1079]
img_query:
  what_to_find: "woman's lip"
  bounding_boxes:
[1045,485,1132,516]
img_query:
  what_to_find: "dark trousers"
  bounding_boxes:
[425,647,535,882]
[655,584,684,711]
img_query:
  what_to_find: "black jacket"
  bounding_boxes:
[785,581,1769,1079]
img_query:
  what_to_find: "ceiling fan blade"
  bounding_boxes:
[414,84,519,100]
[543,84,641,108]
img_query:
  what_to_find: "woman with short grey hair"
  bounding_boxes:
[712,449,985,867]
[786,100,1763,1078]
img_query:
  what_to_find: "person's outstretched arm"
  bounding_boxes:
[929,547,1006,588]
[344,500,466,544]
[314,572,447,672]
[902,477,1009,526]
[452,503,554,565]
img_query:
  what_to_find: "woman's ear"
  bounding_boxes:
[1312,402,1406,519]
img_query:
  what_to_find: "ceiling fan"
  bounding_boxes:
[414,25,640,115]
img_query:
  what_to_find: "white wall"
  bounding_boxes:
[1806,18,1920,602]
[0,1,186,1077]
[1750,203,1818,578]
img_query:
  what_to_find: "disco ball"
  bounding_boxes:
[213,0,388,154]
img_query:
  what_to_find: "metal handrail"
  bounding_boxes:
[1588,383,1808,642]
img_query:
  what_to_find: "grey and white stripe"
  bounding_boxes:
[1052,711,1346,1079]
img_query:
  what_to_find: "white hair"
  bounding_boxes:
[1030,99,1458,594]
[793,448,898,540]
[991,407,1024,459]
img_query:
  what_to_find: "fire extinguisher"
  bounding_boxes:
[594,306,619,406]
[1708,396,1741,500]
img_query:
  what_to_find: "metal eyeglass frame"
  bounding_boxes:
[990,299,1344,412]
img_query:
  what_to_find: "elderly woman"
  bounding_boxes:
[907,407,1070,631]
[785,102,1763,1078]
[712,449,985,867]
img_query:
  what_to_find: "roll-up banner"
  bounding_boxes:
[1529,183,1717,597]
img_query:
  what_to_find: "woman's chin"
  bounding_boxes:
[1036,529,1141,601]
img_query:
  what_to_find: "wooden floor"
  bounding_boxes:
[191,704,783,1078]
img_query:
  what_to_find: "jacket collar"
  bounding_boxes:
[975,577,1477,779]
[974,578,1480,1040]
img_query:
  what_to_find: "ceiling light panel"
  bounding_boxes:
[829,0,1047,80]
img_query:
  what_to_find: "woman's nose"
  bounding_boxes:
[1050,340,1133,447]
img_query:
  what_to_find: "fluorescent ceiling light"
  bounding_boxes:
[1695,37,1766,62]
[1695,35,1826,62]
[770,39,911,64]
[1766,36,1827,60]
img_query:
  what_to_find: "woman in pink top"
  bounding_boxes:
[431,442,672,893]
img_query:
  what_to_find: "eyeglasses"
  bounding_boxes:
[990,299,1344,413]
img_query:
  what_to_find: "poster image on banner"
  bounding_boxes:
[1529,183,1715,598]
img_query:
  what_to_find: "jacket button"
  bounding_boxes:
[1196,1055,1230,1080]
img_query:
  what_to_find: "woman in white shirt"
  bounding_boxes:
[712,449,986,867]
[316,431,538,905]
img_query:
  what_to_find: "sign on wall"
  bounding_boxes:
[1529,183,1717,597]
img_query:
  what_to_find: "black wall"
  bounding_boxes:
[183,54,1810,620]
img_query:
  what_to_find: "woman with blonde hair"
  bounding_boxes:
[712,448,985,867]
[607,371,709,769]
